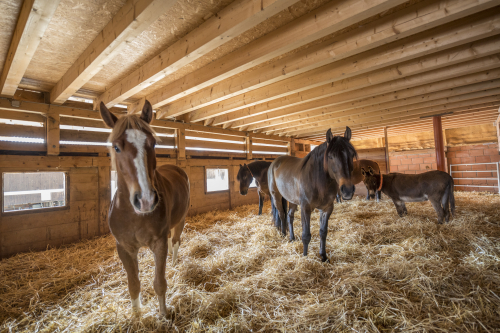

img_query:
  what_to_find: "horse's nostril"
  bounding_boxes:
[340,185,346,193]
[133,192,141,209]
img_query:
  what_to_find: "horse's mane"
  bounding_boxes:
[301,141,327,171]
[108,114,159,143]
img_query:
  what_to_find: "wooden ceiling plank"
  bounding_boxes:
[99,0,300,108]
[215,35,500,127]
[292,102,500,137]
[191,11,500,123]
[246,69,500,131]
[0,0,61,96]
[50,0,178,104]
[164,0,497,118]
[259,80,500,133]
[148,0,411,113]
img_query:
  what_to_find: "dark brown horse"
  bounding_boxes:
[268,127,358,262]
[237,161,287,229]
[361,169,455,224]
[100,100,190,316]
[336,160,382,202]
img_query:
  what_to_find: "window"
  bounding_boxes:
[206,168,229,192]
[2,172,66,212]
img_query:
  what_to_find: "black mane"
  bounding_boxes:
[301,136,358,174]
[301,141,327,171]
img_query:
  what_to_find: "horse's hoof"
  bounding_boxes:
[160,306,176,320]
[289,236,295,242]
[321,256,329,263]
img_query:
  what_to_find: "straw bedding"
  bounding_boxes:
[1,191,499,332]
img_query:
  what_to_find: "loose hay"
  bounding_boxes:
[1,192,500,332]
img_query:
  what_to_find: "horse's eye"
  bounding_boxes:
[114,145,121,153]
[328,155,333,159]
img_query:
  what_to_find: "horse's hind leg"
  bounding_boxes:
[258,191,264,215]
[441,186,451,223]
[271,191,288,237]
[151,238,168,316]
[319,205,333,262]
[430,198,445,225]
[170,219,185,266]
[116,244,141,312]
[287,203,297,242]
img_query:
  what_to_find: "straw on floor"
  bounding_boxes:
[1,191,499,332]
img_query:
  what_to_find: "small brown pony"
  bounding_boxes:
[336,160,381,202]
[268,127,357,262]
[100,100,190,316]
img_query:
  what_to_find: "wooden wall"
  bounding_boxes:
[0,155,262,258]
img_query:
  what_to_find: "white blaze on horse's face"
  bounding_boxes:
[126,129,157,213]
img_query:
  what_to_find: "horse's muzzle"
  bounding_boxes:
[133,190,159,213]
[340,184,355,200]
[240,189,248,196]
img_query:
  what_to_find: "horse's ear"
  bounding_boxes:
[368,166,375,175]
[140,100,153,124]
[240,164,242,167]
[344,126,352,141]
[326,128,333,144]
[99,102,118,128]
[361,168,366,177]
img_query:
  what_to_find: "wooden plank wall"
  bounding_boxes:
[0,156,262,258]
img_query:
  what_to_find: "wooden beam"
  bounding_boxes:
[246,70,500,131]
[46,111,60,156]
[164,0,499,119]
[246,134,252,160]
[0,0,60,96]
[496,110,500,153]
[214,35,500,127]
[50,0,178,104]
[175,128,186,160]
[189,11,500,122]
[149,0,410,113]
[384,127,389,174]
[293,103,500,137]
[99,0,300,108]
[264,82,500,134]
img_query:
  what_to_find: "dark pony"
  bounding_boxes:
[268,127,357,262]
[236,161,287,229]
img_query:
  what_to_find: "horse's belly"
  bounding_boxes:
[400,195,428,202]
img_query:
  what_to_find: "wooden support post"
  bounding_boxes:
[46,108,60,155]
[98,166,111,235]
[176,128,186,160]
[496,112,500,153]
[246,134,252,160]
[288,138,296,156]
[433,116,446,172]
[384,127,390,174]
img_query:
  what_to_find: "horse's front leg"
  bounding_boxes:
[151,238,169,316]
[300,205,312,257]
[116,244,141,312]
[319,205,333,262]
[258,191,264,215]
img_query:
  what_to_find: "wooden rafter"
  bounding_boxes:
[49,0,178,104]
[166,0,500,120]
[146,0,411,114]
[0,0,60,96]
[189,11,500,123]
[99,0,300,109]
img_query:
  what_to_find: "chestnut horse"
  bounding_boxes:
[100,101,190,316]
[268,127,357,262]
[237,161,288,229]
[336,160,382,202]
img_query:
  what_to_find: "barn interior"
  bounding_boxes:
[0,0,500,331]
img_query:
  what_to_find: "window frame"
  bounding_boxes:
[1,171,70,216]
[204,166,230,194]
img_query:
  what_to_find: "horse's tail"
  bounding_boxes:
[449,179,455,216]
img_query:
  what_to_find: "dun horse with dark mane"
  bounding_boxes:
[100,101,190,316]
[268,127,357,262]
